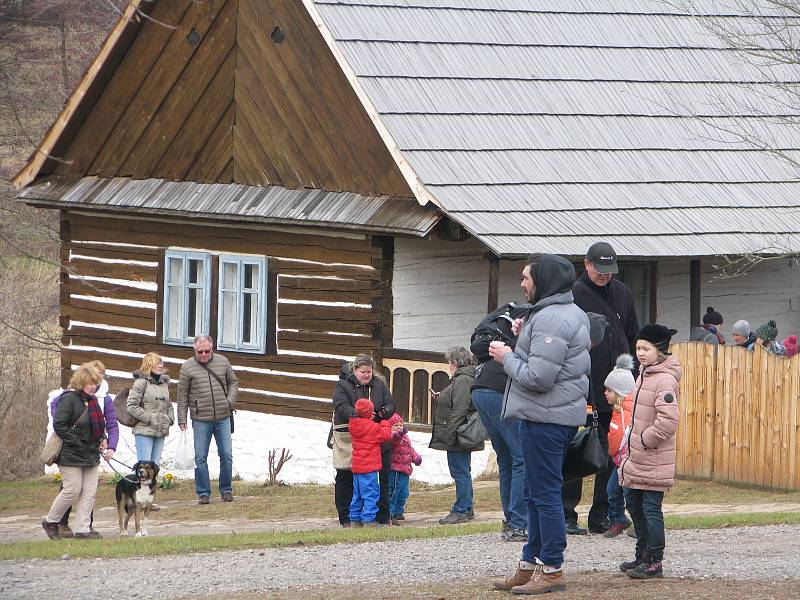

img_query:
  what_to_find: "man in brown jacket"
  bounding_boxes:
[178,335,239,504]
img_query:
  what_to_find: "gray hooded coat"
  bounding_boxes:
[501,255,591,427]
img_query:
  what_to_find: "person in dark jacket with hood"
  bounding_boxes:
[332,354,395,527]
[563,241,640,535]
[489,253,590,595]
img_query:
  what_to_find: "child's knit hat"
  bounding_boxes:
[603,354,635,397]
[637,324,677,353]
[389,413,403,426]
[354,398,374,418]
[731,319,750,337]
[784,335,798,358]
[755,320,778,343]
[702,306,723,326]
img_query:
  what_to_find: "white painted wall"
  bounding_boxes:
[392,237,489,351]
[657,258,800,342]
[393,238,800,351]
[44,392,492,485]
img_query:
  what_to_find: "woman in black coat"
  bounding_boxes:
[42,366,107,540]
[331,354,395,527]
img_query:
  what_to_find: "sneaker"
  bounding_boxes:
[198,495,210,505]
[42,519,61,540]
[390,518,402,526]
[619,556,645,573]
[74,531,102,539]
[626,526,638,538]
[467,508,476,520]
[604,523,628,538]
[439,511,469,525]
[394,513,405,521]
[221,492,234,502]
[501,519,509,534]
[627,560,663,579]
[57,524,74,538]
[353,521,364,528]
[565,521,587,535]
[363,521,378,528]
[502,527,528,542]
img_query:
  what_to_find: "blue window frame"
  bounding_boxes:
[163,251,212,345]
[217,255,267,353]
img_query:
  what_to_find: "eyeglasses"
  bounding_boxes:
[196,349,212,354]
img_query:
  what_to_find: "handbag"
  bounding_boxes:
[41,405,89,466]
[456,411,485,450]
[562,410,608,483]
[328,420,352,470]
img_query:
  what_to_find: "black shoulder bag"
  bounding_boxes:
[562,409,608,483]
[202,363,236,434]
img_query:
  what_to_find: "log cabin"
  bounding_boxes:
[14,0,800,429]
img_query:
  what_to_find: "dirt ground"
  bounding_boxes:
[204,574,800,600]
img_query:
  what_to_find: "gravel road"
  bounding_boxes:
[2,525,798,599]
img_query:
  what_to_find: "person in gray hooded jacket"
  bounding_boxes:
[488,254,591,596]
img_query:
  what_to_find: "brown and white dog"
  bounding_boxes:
[116,460,159,537]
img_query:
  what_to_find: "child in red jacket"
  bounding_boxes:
[349,398,392,526]
[603,354,635,539]
[388,413,422,525]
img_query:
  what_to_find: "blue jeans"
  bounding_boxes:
[606,466,628,526]
[192,418,233,498]
[350,471,380,523]
[624,487,666,562]
[519,420,577,568]
[472,388,526,529]
[388,470,410,517]
[134,434,165,464]
[446,451,473,514]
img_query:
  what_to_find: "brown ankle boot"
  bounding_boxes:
[58,523,74,538]
[511,566,567,595]
[42,519,61,540]
[490,562,536,591]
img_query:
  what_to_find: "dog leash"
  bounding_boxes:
[104,455,139,483]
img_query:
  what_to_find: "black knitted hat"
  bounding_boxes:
[637,324,678,352]
[702,306,723,326]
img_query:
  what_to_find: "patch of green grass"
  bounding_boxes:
[665,511,800,529]
[0,522,499,561]
[3,512,800,561]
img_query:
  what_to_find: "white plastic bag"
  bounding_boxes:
[173,431,195,470]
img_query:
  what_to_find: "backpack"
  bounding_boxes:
[470,301,533,363]
[113,385,145,427]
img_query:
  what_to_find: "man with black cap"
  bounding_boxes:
[563,241,640,535]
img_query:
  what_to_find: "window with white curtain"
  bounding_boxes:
[217,256,267,353]
[163,251,212,344]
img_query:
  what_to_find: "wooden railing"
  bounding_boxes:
[384,343,800,490]
[381,348,450,429]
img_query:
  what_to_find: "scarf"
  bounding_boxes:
[702,324,726,345]
[83,392,106,442]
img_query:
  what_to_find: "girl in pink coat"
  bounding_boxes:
[388,413,422,525]
[618,324,681,581]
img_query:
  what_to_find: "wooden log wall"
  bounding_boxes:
[60,212,390,422]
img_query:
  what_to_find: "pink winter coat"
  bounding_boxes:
[619,355,681,492]
[390,428,422,476]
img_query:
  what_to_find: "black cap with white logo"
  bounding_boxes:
[586,241,618,274]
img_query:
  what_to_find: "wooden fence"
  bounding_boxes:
[384,343,800,490]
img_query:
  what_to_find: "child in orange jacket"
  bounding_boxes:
[603,354,635,539]
[349,398,392,526]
